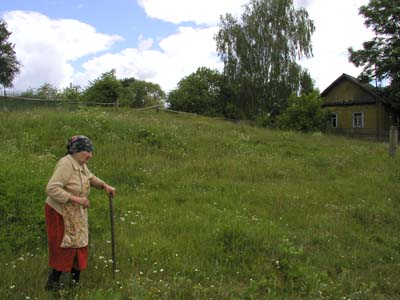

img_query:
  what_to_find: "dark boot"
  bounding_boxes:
[45,269,62,291]
[70,268,81,288]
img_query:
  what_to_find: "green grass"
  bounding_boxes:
[0,106,399,299]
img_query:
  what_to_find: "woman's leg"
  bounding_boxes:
[45,269,62,290]
[71,268,81,286]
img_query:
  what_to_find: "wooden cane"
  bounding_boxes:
[109,194,117,278]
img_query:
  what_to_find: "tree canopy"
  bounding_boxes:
[82,70,122,104]
[348,0,400,109]
[167,67,240,118]
[0,19,21,89]
[215,0,315,119]
[120,78,165,108]
[81,70,165,107]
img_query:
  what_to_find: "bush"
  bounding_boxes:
[277,91,330,132]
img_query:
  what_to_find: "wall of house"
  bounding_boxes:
[327,104,379,137]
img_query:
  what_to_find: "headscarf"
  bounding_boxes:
[66,135,94,155]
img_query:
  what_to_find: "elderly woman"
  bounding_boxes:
[44,135,116,290]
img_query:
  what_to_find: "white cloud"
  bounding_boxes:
[73,26,222,92]
[137,0,247,25]
[297,0,373,91]
[3,11,122,90]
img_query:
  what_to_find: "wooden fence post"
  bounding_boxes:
[388,125,398,157]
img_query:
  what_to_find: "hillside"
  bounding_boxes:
[0,107,399,300]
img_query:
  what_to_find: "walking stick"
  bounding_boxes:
[108,193,117,279]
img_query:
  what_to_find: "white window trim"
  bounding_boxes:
[331,112,338,128]
[352,112,364,128]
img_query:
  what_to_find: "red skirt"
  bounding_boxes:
[45,203,88,272]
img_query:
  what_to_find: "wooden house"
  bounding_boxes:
[321,73,391,140]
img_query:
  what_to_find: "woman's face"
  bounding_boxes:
[73,151,93,165]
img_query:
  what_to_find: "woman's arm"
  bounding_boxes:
[87,166,116,197]
[101,182,116,198]
[69,194,90,208]
[46,158,73,204]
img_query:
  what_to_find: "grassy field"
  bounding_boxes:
[0,107,399,299]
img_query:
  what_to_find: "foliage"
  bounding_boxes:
[276,91,330,132]
[82,69,123,103]
[19,82,74,101]
[299,69,316,95]
[58,84,82,101]
[348,0,400,110]
[167,67,240,118]
[19,88,36,98]
[120,77,165,108]
[0,19,21,88]
[215,0,315,119]
[35,82,59,100]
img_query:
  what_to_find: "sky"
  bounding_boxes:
[1,0,373,94]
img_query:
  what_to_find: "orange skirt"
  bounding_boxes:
[45,204,88,272]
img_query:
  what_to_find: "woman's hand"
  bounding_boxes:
[69,195,90,208]
[103,183,116,198]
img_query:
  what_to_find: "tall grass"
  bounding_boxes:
[0,107,399,299]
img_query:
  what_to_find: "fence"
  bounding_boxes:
[0,95,117,111]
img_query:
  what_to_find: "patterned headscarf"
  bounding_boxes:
[66,135,94,155]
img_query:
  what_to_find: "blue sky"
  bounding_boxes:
[1,0,372,93]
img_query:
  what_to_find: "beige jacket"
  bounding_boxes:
[46,155,105,248]
[46,154,105,215]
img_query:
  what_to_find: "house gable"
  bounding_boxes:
[321,73,382,107]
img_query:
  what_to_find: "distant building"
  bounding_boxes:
[321,73,391,140]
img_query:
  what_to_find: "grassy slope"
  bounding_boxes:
[0,107,399,300]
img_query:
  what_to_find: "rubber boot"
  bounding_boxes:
[45,269,62,291]
[70,268,81,288]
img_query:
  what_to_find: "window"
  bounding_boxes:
[352,112,364,128]
[330,113,338,128]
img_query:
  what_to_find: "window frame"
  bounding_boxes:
[352,112,364,128]
[330,112,338,128]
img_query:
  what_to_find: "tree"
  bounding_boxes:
[299,69,316,95]
[167,67,239,118]
[58,84,82,101]
[215,0,314,119]
[0,19,21,89]
[120,78,165,108]
[276,91,330,132]
[82,70,122,104]
[36,83,58,100]
[348,0,400,110]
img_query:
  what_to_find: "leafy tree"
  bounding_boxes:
[0,19,21,89]
[276,91,329,132]
[82,70,122,104]
[167,67,239,118]
[299,69,316,95]
[36,83,58,100]
[215,0,315,119]
[58,84,82,101]
[120,78,165,108]
[20,88,36,98]
[19,83,58,99]
[348,0,400,110]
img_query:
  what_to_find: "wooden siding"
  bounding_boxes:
[326,103,390,139]
[321,74,391,140]
[322,79,375,105]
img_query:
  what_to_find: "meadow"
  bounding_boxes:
[0,106,399,299]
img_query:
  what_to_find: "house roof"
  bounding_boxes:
[320,73,386,104]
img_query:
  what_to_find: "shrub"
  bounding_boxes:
[277,91,330,132]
